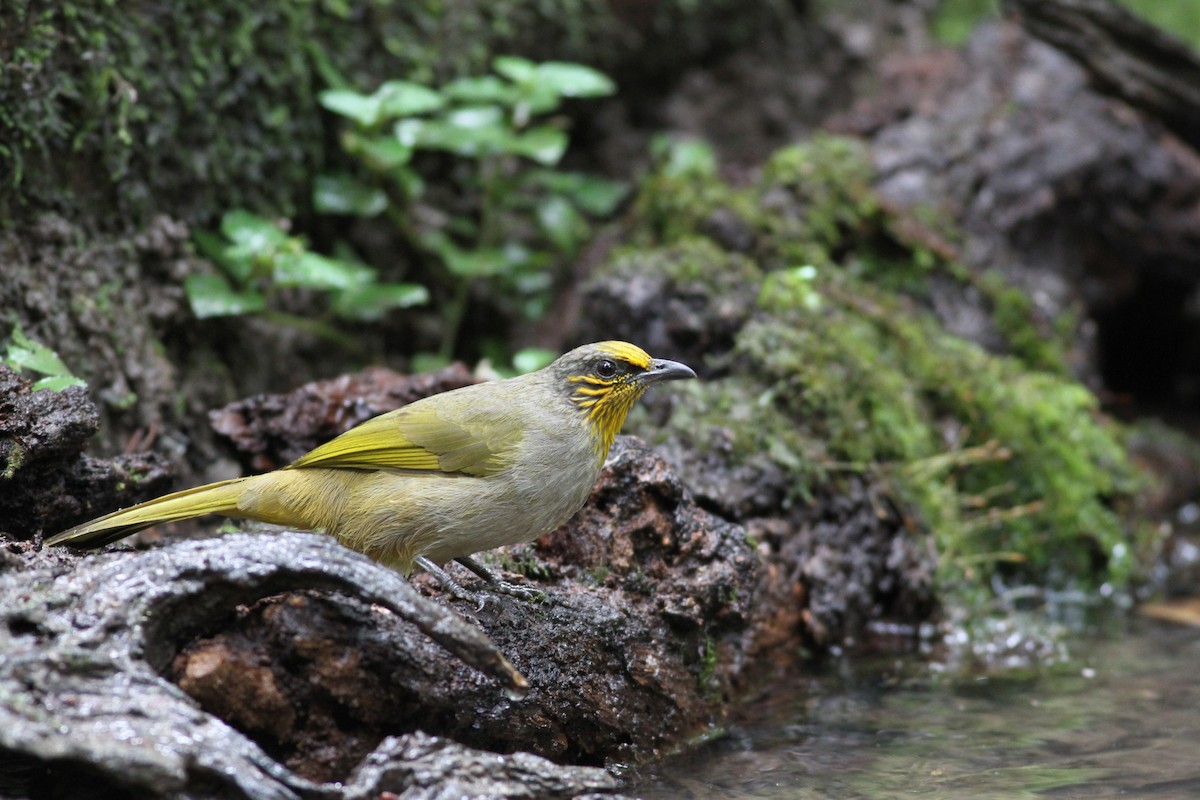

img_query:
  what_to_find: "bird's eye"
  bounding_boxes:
[596,359,618,378]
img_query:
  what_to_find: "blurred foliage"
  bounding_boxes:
[316,56,626,360]
[187,210,428,344]
[0,0,794,230]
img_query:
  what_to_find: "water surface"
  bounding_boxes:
[635,617,1200,798]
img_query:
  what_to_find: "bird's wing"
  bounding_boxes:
[285,401,519,477]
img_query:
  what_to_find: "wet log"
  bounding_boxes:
[0,534,540,798]
[1002,0,1200,151]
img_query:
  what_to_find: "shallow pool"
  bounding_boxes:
[634,617,1200,798]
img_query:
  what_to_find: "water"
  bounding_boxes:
[634,617,1200,799]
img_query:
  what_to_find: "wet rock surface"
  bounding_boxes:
[0,364,173,539]
[0,534,550,799]
[0,365,774,796]
[837,19,1200,398]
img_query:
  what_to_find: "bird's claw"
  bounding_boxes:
[488,580,549,604]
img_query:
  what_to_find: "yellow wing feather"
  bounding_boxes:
[285,400,519,477]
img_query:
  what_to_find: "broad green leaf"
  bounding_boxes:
[356,136,413,170]
[441,246,506,277]
[274,252,373,290]
[375,80,444,118]
[500,241,534,270]
[652,134,718,179]
[185,273,266,318]
[319,89,381,126]
[391,164,425,198]
[512,86,562,120]
[568,176,628,215]
[395,118,423,147]
[512,347,556,374]
[32,374,87,392]
[193,229,254,284]
[333,282,430,320]
[535,194,587,251]
[511,126,568,165]
[220,210,289,256]
[313,173,388,216]
[442,75,518,106]
[398,116,510,157]
[493,55,536,84]
[524,170,628,215]
[531,61,615,98]
[445,105,505,128]
[4,325,86,389]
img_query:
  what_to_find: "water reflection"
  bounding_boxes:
[635,618,1200,798]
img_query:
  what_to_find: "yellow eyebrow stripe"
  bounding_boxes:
[595,341,652,369]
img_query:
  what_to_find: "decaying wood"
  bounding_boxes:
[0,533,540,798]
[1002,0,1200,151]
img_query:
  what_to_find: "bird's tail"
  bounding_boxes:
[46,477,250,549]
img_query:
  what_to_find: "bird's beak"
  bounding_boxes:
[638,358,697,385]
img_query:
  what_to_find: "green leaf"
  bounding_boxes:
[274,252,373,290]
[185,273,266,318]
[426,233,530,278]
[193,229,254,284]
[512,347,556,374]
[333,281,430,320]
[531,61,615,98]
[571,177,628,215]
[32,374,87,392]
[397,113,511,157]
[535,194,588,251]
[445,105,506,129]
[442,75,518,106]
[375,80,444,118]
[4,325,86,390]
[319,88,381,126]
[313,173,388,216]
[525,170,628,215]
[356,136,413,170]
[441,246,507,278]
[220,210,289,256]
[652,134,718,179]
[493,55,537,84]
[511,126,568,165]
[391,164,425,198]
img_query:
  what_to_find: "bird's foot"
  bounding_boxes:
[485,579,548,604]
[454,555,550,604]
[414,556,488,610]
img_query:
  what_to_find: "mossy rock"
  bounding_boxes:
[0,0,794,230]
[595,135,1143,596]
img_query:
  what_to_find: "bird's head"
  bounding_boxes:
[549,341,695,461]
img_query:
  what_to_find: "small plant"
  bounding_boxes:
[3,325,85,391]
[317,56,628,361]
[187,209,429,344]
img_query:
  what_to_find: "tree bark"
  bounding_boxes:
[1003,0,1200,150]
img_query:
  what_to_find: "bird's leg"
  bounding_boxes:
[455,555,548,603]
[413,555,486,610]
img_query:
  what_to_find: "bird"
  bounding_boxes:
[47,341,696,599]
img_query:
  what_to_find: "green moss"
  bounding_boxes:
[2,443,24,480]
[981,271,1074,375]
[1,0,787,230]
[617,135,1143,596]
[607,237,764,293]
